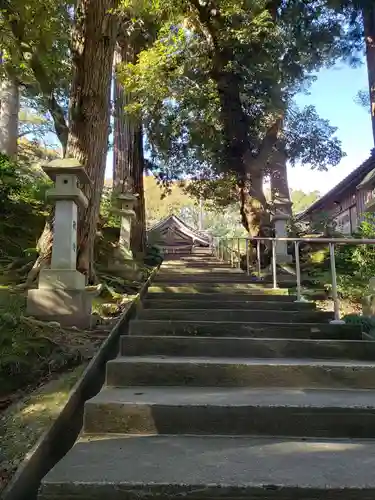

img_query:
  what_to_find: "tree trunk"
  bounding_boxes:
[364,4,375,147]
[64,0,119,283]
[213,61,271,236]
[113,38,146,255]
[28,0,119,286]
[0,76,19,157]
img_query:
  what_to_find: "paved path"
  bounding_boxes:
[39,255,375,499]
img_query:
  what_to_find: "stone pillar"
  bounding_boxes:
[27,158,93,328]
[108,192,139,277]
[272,212,292,264]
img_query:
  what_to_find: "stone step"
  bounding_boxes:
[157,268,297,277]
[83,386,375,438]
[153,275,300,286]
[137,308,333,323]
[162,263,240,269]
[106,356,375,389]
[148,284,292,293]
[121,336,375,360]
[148,283,293,293]
[39,434,375,499]
[158,267,247,274]
[145,292,299,302]
[128,320,361,339]
[142,299,316,311]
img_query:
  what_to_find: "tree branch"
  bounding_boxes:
[2,1,69,154]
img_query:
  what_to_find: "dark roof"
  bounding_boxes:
[147,214,210,246]
[296,151,375,220]
[357,167,375,189]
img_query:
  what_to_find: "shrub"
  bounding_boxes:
[0,154,22,211]
[342,313,375,334]
[143,245,163,266]
[335,214,375,281]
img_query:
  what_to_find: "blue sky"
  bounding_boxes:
[104,61,373,196]
[288,60,373,195]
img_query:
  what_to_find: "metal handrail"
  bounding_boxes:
[213,236,375,323]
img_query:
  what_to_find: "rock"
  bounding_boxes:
[47,321,61,328]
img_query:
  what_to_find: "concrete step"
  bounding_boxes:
[39,434,375,499]
[83,386,375,438]
[145,292,299,302]
[128,320,361,339]
[121,336,375,360]
[106,356,375,389]
[148,284,292,294]
[153,275,300,286]
[157,269,300,282]
[137,308,333,323]
[162,263,241,269]
[142,299,316,311]
[157,267,247,274]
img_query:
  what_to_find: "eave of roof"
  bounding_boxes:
[147,214,210,246]
[356,167,375,190]
[296,151,375,220]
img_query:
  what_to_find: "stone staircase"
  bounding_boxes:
[39,255,375,499]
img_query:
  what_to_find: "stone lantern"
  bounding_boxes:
[108,191,139,276]
[272,211,292,264]
[27,158,93,328]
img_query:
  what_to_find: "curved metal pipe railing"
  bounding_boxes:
[212,236,375,323]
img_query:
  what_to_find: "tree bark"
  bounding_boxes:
[213,55,273,236]
[113,37,146,255]
[364,4,375,147]
[65,0,119,283]
[28,0,119,286]
[0,76,19,157]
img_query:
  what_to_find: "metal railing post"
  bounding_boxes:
[271,239,277,289]
[237,238,241,269]
[294,241,302,301]
[246,239,250,276]
[231,238,234,267]
[329,242,344,323]
[256,240,261,278]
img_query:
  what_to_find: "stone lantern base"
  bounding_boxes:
[27,288,93,329]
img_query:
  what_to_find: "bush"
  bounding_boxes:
[143,245,163,266]
[335,214,375,281]
[342,313,375,334]
[0,154,22,211]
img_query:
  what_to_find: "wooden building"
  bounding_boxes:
[297,152,375,234]
[147,215,211,254]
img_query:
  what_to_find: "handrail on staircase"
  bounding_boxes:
[213,236,375,324]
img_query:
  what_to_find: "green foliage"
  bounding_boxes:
[0,154,22,211]
[143,244,163,266]
[335,214,375,279]
[290,189,321,214]
[0,292,80,395]
[299,213,375,303]
[100,187,120,228]
[341,313,375,333]
[119,0,353,189]
[0,155,50,264]
[285,105,346,170]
